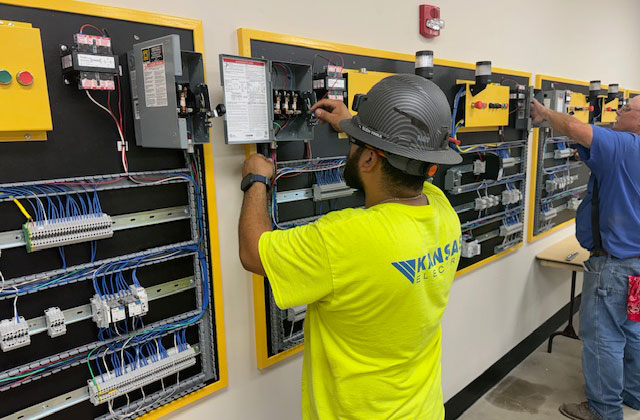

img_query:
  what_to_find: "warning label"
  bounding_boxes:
[142,44,168,107]
[222,57,269,143]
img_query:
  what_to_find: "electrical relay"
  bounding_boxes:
[61,31,119,90]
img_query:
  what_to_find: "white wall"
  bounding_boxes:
[88,0,640,418]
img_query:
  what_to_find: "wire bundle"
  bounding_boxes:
[271,159,346,229]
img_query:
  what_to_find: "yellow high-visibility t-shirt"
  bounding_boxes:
[259,182,461,420]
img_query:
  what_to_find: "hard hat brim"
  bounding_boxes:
[340,118,463,165]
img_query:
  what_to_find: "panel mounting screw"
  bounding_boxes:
[60,45,68,52]
[134,34,140,40]
[25,134,31,140]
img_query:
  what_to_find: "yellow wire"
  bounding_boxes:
[10,197,32,221]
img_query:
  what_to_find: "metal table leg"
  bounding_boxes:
[548,270,580,353]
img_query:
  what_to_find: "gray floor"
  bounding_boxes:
[459,318,640,419]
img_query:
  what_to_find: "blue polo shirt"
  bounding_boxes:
[576,125,640,258]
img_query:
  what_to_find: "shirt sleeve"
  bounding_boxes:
[258,223,333,309]
[583,126,636,174]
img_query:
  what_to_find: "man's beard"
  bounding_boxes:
[343,147,365,192]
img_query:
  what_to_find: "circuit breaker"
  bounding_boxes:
[129,35,213,149]
[0,20,52,142]
[219,54,314,144]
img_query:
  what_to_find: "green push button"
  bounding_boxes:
[0,70,11,85]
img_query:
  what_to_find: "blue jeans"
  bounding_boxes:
[580,256,640,420]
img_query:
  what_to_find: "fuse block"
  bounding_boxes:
[44,307,66,338]
[90,285,149,328]
[0,317,31,352]
[88,344,196,405]
[461,239,481,259]
[23,213,113,253]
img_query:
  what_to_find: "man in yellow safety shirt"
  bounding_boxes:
[238,74,462,420]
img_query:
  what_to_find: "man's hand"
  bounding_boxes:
[243,153,274,179]
[310,99,352,132]
[530,98,549,126]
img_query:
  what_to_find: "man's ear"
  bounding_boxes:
[359,149,380,173]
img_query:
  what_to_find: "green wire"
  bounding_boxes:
[272,121,282,129]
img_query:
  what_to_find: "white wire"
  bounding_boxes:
[86,90,128,173]
[12,286,18,322]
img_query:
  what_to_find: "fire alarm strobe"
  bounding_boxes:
[420,5,445,38]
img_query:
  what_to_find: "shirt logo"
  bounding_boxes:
[391,238,460,284]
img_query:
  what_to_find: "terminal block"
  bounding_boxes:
[0,316,30,352]
[546,174,578,192]
[287,305,307,322]
[501,189,522,205]
[312,182,356,202]
[473,160,486,175]
[541,206,558,221]
[88,344,196,405]
[90,285,149,328]
[474,195,500,211]
[567,197,583,211]
[554,148,574,159]
[461,239,481,259]
[44,307,66,338]
[61,33,119,90]
[23,213,113,253]
[499,222,523,237]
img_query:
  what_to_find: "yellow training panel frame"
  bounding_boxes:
[0,1,228,418]
[626,89,640,99]
[528,74,590,243]
[238,28,530,368]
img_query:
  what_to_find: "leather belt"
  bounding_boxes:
[591,249,640,259]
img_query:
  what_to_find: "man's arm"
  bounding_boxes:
[238,154,274,276]
[531,98,593,148]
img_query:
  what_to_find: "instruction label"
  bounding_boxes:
[77,53,115,69]
[142,44,168,108]
[222,57,269,143]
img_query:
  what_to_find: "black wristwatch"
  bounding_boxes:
[241,173,272,192]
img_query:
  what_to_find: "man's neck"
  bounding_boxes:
[364,187,427,208]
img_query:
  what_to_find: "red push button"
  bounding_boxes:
[606,107,613,112]
[473,101,485,109]
[589,105,595,112]
[17,71,33,86]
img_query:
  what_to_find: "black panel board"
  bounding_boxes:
[249,39,529,358]
[0,5,219,419]
[531,79,591,237]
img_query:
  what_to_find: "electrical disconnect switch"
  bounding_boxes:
[0,317,31,352]
[44,307,66,338]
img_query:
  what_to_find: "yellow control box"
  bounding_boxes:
[567,92,589,123]
[0,21,52,142]
[459,82,510,128]
[600,97,619,124]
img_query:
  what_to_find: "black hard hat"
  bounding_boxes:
[340,74,462,172]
